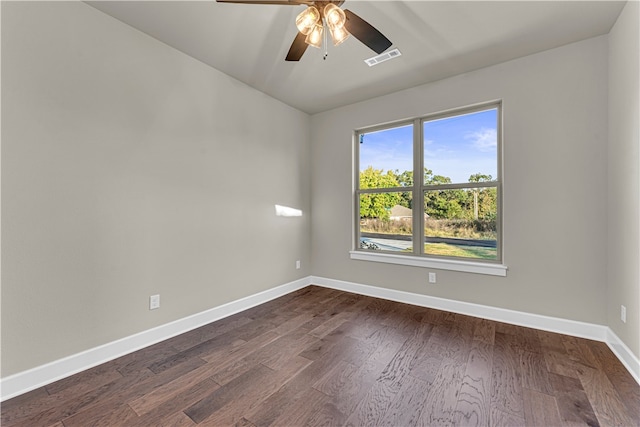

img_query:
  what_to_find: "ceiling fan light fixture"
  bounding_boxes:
[329,25,350,46]
[324,3,346,30]
[295,6,320,35]
[305,22,323,48]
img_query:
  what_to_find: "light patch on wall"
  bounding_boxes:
[275,204,303,217]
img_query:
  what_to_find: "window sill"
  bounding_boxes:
[349,251,507,276]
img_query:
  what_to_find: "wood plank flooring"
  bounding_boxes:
[2,285,639,426]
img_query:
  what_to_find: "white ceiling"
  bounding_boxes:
[87,1,625,114]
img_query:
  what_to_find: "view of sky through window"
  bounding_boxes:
[360,109,497,184]
[359,124,413,175]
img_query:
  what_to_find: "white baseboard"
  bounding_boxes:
[311,276,640,384]
[606,328,640,385]
[0,277,310,402]
[3,275,638,401]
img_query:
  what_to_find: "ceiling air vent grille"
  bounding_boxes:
[364,48,401,67]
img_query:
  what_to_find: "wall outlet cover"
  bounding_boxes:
[150,294,160,310]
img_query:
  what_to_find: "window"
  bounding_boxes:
[353,102,506,276]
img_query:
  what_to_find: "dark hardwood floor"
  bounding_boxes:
[2,285,639,426]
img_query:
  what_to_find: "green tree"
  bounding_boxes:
[425,189,466,219]
[468,173,496,220]
[423,169,466,219]
[468,173,493,183]
[359,167,401,220]
[394,169,413,208]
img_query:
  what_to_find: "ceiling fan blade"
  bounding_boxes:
[344,9,392,54]
[216,0,311,5]
[285,31,309,61]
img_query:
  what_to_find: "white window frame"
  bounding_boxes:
[351,101,507,276]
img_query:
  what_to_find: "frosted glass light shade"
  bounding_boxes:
[305,23,323,48]
[329,25,349,46]
[295,6,320,35]
[324,3,346,30]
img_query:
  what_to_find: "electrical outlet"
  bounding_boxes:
[296,260,301,269]
[150,294,160,310]
[428,272,437,284]
[621,305,626,323]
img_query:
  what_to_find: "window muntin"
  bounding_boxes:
[355,102,502,265]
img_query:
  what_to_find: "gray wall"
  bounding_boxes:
[311,36,609,325]
[1,1,311,377]
[607,1,640,359]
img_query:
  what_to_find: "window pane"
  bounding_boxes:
[360,192,412,252]
[423,188,497,260]
[359,124,413,189]
[424,108,497,185]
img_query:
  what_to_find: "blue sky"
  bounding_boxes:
[360,109,498,183]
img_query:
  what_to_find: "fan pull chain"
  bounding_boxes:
[323,21,328,60]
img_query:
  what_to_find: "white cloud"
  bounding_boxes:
[466,128,497,152]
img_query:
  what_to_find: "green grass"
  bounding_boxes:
[424,243,497,260]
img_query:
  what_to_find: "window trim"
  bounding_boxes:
[353,101,506,275]
[349,250,507,276]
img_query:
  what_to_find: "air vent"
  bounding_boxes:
[364,48,401,67]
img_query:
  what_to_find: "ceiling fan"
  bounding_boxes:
[216,0,392,61]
